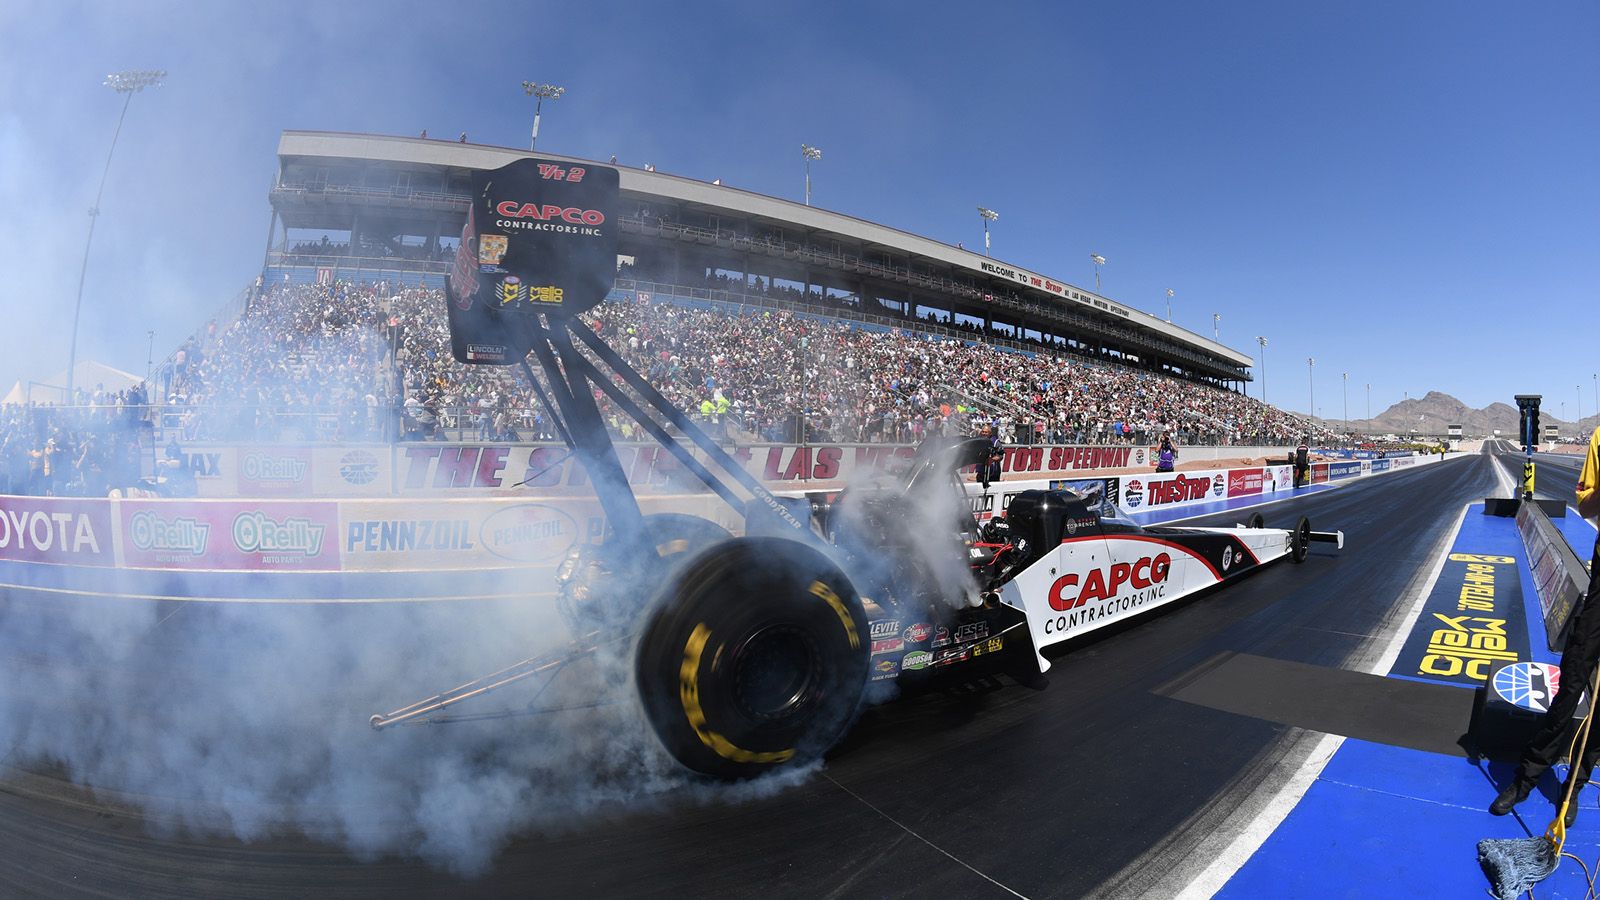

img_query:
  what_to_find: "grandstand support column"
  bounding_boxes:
[259,208,280,286]
[350,211,363,260]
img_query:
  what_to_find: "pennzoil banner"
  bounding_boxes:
[446,158,620,364]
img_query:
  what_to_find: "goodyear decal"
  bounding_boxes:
[1392,548,1529,687]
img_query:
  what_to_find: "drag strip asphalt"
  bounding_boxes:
[0,453,1500,899]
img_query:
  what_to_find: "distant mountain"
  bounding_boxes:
[1335,391,1593,438]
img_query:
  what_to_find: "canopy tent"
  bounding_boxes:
[3,361,142,406]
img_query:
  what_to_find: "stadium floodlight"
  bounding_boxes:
[977,207,998,256]
[68,68,165,402]
[1090,254,1106,292]
[1213,312,1220,340]
[802,144,822,206]
[521,81,566,152]
[1256,336,1268,404]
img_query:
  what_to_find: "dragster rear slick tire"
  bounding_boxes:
[1247,512,1265,530]
[635,538,869,780]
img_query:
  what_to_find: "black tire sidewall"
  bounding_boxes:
[636,538,868,779]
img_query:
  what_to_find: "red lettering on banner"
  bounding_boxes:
[814,447,842,480]
[404,447,441,490]
[764,448,784,481]
[434,448,479,489]
[476,447,508,488]
[782,448,812,480]
[521,447,565,488]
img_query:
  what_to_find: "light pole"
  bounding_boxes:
[1165,288,1174,322]
[68,69,164,404]
[1213,312,1220,340]
[801,144,822,206]
[1307,357,1315,422]
[145,330,155,386]
[977,207,998,256]
[521,81,565,152]
[1366,383,1371,423]
[1091,254,1106,292]
[1579,385,1584,429]
[1342,372,1348,436]
[1256,336,1268,404]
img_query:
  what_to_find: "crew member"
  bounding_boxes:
[1491,423,1600,825]
[1293,438,1310,487]
[977,424,1003,490]
[1155,433,1177,473]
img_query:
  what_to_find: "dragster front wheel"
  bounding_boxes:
[635,537,869,780]
[1290,516,1311,563]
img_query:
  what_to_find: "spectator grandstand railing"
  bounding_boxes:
[270,182,471,214]
[616,216,1246,381]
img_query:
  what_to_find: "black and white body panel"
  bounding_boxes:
[985,489,1338,673]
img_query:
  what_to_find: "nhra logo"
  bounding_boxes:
[1048,553,1172,611]
[1493,662,1562,712]
[232,512,325,556]
[1221,546,1234,572]
[128,511,209,556]
[1124,479,1144,509]
[339,450,379,486]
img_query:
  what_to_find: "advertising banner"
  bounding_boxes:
[1266,465,1295,492]
[1370,458,1391,473]
[316,447,391,496]
[1120,468,1228,511]
[1310,462,1330,484]
[1328,461,1362,480]
[119,499,341,571]
[236,447,315,496]
[1226,467,1265,498]
[0,495,115,566]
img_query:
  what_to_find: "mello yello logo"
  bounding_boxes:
[1049,554,1172,611]
[232,511,324,556]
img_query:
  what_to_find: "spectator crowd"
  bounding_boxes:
[1,276,1338,496]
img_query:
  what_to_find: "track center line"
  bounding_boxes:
[822,773,1029,899]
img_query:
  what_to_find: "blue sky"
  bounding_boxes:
[1,1,1595,419]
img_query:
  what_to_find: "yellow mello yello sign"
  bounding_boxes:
[1395,551,1528,686]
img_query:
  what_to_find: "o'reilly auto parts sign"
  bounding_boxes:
[446,158,619,365]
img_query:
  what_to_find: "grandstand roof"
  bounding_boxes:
[274,130,1253,373]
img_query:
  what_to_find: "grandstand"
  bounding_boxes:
[266,132,1252,388]
[1,131,1343,500]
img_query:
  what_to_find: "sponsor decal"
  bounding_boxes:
[339,450,380,486]
[903,623,933,643]
[1227,468,1265,498]
[237,449,312,495]
[1328,460,1361,479]
[478,234,508,265]
[972,637,1004,657]
[128,510,209,557]
[173,451,222,479]
[1493,662,1562,713]
[1395,551,1525,685]
[933,645,971,667]
[347,519,474,553]
[1124,479,1144,509]
[1134,448,1147,466]
[951,621,990,644]
[870,620,902,641]
[870,657,902,681]
[1044,553,1173,635]
[1211,474,1226,497]
[0,498,110,564]
[1144,474,1215,507]
[494,200,608,227]
[478,503,579,563]
[233,511,325,557]
[931,626,951,648]
[496,275,526,308]
[871,638,905,655]
[1222,545,1234,572]
[901,650,934,671]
